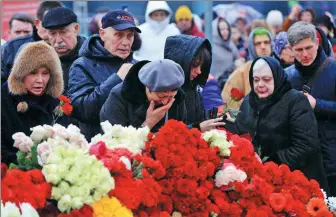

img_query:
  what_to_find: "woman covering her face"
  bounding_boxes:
[224,56,330,193]
[1,41,64,164]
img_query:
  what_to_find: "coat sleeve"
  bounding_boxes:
[68,62,122,122]
[100,90,129,127]
[273,94,320,169]
[281,16,294,32]
[315,98,336,118]
[1,43,12,84]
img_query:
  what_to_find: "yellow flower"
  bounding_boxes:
[93,196,133,217]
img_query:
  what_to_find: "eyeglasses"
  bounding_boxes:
[254,40,271,47]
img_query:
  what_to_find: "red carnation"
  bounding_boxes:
[1,163,8,179]
[270,193,287,212]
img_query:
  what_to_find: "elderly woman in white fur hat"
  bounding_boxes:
[1,41,63,164]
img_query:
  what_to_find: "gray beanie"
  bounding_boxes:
[138,59,185,92]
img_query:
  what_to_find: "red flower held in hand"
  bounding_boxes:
[230,88,245,101]
[58,95,73,115]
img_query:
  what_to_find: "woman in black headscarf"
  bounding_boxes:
[225,56,329,191]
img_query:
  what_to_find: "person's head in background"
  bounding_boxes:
[288,21,319,66]
[235,17,248,33]
[315,14,335,38]
[8,13,34,40]
[299,7,316,24]
[35,1,64,42]
[218,18,231,41]
[251,19,275,36]
[273,32,295,67]
[230,24,242,44]
[266,10,283,35]
[175,5,193,32]
[89,7,110,35]
[150,10,169,22]
[249,27,273,60]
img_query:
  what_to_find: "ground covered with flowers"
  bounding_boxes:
[1,120,336,217]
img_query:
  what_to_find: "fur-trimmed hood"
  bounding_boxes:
[8,41,64,97]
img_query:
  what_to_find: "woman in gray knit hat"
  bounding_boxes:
[1,41,64,164]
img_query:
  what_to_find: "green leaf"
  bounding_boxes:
[9,163,18,169]
[30,144,41,168]
[262,156,269,163]
[17,151,27,165]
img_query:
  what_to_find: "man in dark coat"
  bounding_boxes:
[225,56,329,192]
[1,1,64,84]
[42,7,86,95]
[164,35,225,132]
[285,21,336,196]
[100,60,186,132]
[68,10,140,139]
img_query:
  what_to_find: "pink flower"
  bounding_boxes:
[215,164,247,187]
[37,141,53,165]
[12,132,34,152]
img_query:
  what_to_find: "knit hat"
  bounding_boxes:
[266,10,283,26]
[175,5,192,21]
[138,59,185,92]
[273,32,289,57]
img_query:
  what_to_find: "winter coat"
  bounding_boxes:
[164,35,211,127]
[1,27,42,84]
[225,57,329,190]
[221,28,274,109]
[133,1,180,61]
[67,35,136,139]
[1,41,63,165]
[210,18,239,85]
[100,61,186,132]
[285,48,336,176]
[60,36,86,96]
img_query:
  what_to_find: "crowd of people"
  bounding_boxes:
[1,1,336,197]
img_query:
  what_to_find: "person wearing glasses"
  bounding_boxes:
[100,59,186,132]
[221,27,275,110]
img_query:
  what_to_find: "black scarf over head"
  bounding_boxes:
[249,56,292,112]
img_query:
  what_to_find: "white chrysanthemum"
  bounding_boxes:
[203,129,234,157]
[215,165,247,187]
[328,197,336,215]
[90,121,150,154]
[1,201,39,217]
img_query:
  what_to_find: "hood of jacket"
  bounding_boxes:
[248,27,274,61]
[121,60,184,105]
[212,17,232,47]
[164,35,212,88]
[145,1,172,23]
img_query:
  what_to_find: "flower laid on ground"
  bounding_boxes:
[203,129,233,156]
[42,146,114,212]
[1,201,39,217]
[1,163,8,179]
[1,169,51,210]
[90,121,149,154]
[215,160,247,187]
[92,196,133,217]
[57,205,93,217]
[53,95,73,123]
[328,197,336,215]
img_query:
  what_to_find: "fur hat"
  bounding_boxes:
[266,10,283,26]
[8,41,64,97]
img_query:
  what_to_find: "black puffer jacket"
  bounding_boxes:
[164,35,211,127]
[100,61,186,132]
[225,57,329,191]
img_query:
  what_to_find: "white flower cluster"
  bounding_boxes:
[1,201,39,217]
[327,196,336,215]
[203,129,234,157]
[90,121,150,154]
[215,165,247,187]
[12,124,88,165]
[42,146,114,213]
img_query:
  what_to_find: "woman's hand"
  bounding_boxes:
[200,118,226,132]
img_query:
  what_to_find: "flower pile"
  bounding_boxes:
[1,169,51,210]
[1,201,39,217]
[90,121,149,154]
[2,120,336,216]
[42,146,114,212]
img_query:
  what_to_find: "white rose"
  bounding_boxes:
[1,201,21,217]
[30,125,48,142]
[52,124,69,140]
[20,203,39,217]
[43,124,55,137]
[12,132,34,153]
[57,194,72,212]
[67,124,81,135]
[71,197,84,210]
